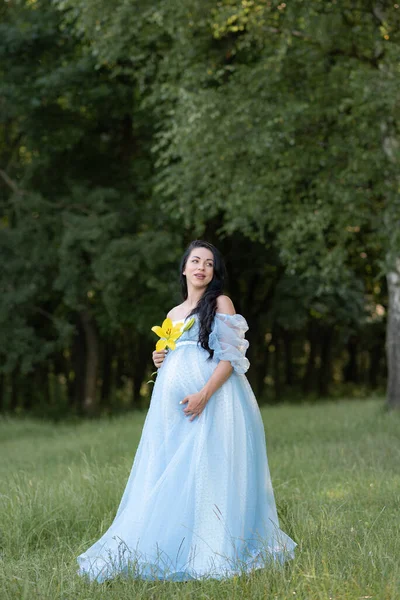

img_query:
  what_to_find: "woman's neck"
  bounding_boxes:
[185,288,205,310]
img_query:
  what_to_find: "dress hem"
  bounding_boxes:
[77,540,297,583]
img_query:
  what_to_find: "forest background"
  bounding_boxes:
[1,0,400,418]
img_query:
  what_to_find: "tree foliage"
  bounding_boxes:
[0,0,395,415]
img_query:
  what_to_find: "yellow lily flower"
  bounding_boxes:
[151,318,184,351]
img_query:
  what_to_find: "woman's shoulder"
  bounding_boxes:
[166,302,185,321]
[216,295,236,316]
[167,296,236,320]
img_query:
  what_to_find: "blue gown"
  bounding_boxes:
[77,313,297,582]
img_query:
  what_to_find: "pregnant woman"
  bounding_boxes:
[77,239,297,582]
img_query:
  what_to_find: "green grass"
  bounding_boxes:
[1,397,399,600]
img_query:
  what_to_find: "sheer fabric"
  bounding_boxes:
[209,313,250,374]
[77,313,296,582]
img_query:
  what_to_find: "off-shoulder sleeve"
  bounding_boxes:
[208,313,250,374]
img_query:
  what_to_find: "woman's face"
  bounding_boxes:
[183,247,214,290]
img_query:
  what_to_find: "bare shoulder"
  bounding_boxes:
[166,302,185,320]
[216,295,236,315]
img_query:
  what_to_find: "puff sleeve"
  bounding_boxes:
[208,313,250,374]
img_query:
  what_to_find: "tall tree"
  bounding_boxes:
[0,0,393,415]
[0,0,184,414]
[135,0,399,406]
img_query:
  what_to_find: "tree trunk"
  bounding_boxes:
[247,327,268,399]
[32,366,49,413]
[303,320,318,394]
[343,336,359,383]
[282,329,294,386]
[131,340,150,410]
[0,373,5,412]
[100,340,114,409]
[23,375,35,412]
[115,355,125,394]
[272,325,281,401]
[318,325,334,397]
[386,261,400,409]
[10,370,18,413]
[70,316,86,411]
[79,309,99,415]
[126,332,154,410]
[254,343,269,402]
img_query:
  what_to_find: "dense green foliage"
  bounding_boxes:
[1,0,399,415]
[1,398,399,598]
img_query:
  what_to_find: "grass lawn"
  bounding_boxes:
[0,397,399,600]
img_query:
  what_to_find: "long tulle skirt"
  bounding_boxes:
[77,341,297,581]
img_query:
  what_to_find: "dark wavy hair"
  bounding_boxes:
[179,240,227,358]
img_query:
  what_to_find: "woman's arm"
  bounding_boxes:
[181,360,234,421]
[181,295,236,421]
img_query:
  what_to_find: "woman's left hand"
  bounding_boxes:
[180,391,208,421]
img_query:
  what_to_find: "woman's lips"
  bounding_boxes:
[195,274,205,279]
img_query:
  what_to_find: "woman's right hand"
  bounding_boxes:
[152,349,167,369]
